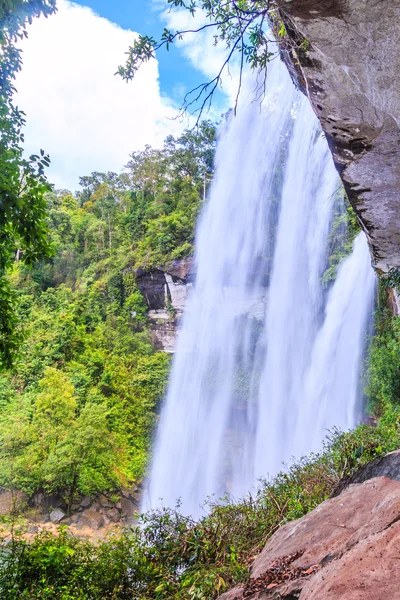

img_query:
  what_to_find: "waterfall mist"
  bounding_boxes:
[143,59,376,517]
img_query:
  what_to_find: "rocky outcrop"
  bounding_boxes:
[219,450,400,599]
[136,258,193,352]
[0,489,27,515]
[278,0,400,272]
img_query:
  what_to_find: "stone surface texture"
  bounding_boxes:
[136,258,193,352]
[279,0,400,271]
[0,490,27,515]
[219,452,400,599]
[49,509,65,523]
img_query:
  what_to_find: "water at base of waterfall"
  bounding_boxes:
[143,59,376,517]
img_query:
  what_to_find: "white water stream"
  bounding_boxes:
[143,59,376,517]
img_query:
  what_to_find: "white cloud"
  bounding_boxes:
[15,0,182,190]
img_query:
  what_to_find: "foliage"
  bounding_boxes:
[382,267,400,291]
[0,122,216,499]
[0,0,56,367]
[365,298,400,416]
[1,418,398,599]
[321,191,361,285]
[0,367,126,509]
[124,120,216,267]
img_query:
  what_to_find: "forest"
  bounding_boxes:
[0,121,216,506]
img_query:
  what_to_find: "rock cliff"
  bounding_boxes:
[278,0,400,272]
[136,258,193,352]
[219,450,400,599]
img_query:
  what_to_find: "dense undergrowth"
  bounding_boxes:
[1,418,399,599]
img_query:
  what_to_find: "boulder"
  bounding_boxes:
[0,490,27,515]
[220,474,400,599]
[98,494,113,508]
[106,508,121,523]
[303,520,400,600]
[49,509,65,523]
[80,496,91,508]
[77,509,105,530]
[120,497,136,518]
[332,449,400,497]
[251,476,400,579]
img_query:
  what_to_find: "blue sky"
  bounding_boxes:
[14,0,235,189]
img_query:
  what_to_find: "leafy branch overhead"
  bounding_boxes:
[118,0,280,121]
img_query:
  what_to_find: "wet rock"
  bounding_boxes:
[49,509,65,523]
[135,259,194,352]
[279,0,400,271]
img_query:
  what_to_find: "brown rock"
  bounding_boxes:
[77,509,105,530]
[221,474,400,600]
[120,497,136,518]
[218,586,245,600]
[0,490,27,515]
[98,494,113,508]
[301,520,400,599]
[106,508,121,523]
[251,476,400,579]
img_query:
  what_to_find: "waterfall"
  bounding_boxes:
[143,58,376,517]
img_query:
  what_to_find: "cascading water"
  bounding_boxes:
[143,58,376,517]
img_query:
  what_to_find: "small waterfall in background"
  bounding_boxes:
[143,57,376,517]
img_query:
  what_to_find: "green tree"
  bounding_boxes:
[43,402,125,514]
[33,367,77,445]
[0,0,56,366]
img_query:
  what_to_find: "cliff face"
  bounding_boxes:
[278,0,400,272]
[136,259,193,352]
[220,451,400,600]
